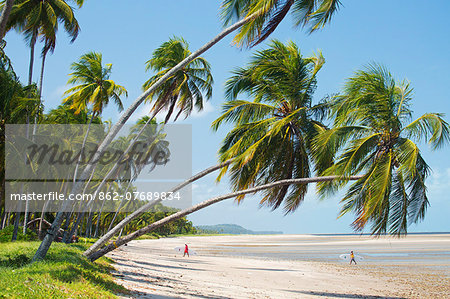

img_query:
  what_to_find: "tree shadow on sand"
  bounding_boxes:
[285,290,407,299]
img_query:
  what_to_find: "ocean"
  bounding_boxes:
[198,234,450,276]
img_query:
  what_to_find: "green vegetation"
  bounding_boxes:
[0,241,127,298]
[212,40,327,213]
[0,0,448,264]
[196,224,283,235]
[314,64,449,235]
[0,226,38,243]
[142,36,213,123]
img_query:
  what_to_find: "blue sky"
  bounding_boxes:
[4,0,450,233]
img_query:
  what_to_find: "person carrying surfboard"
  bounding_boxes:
[350,251,357,265]
[183,244,189,257]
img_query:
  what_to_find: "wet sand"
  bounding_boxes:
[110,235,450,298]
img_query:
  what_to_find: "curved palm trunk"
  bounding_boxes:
[38,200,50,238]
[66,112,159,242]
[106,179,135,233]
[87,175,363,261]
[0,0,14,41]
[62,112,97,241]
[94,184,112,237]
[33,13,257,262]
[83,159,234,257]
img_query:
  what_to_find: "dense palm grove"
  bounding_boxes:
[0,40,197,242]
[0,0,448,264]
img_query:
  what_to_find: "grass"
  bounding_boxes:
[0,241,128,298]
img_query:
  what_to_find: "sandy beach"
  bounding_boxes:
[109,235,450,298]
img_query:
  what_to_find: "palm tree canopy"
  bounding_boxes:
[313,64,450,235]
[42,104,103,124]
[4,0,80,46]
[63,51,127,115]
[212,40,327,213]
[221,0,341,47]
[142,37,213,123]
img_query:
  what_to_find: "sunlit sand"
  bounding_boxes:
[110,234,450,298]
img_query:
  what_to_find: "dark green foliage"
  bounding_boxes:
[0,225,38,243]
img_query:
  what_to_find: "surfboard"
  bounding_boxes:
[174,247,197,255]
[339,254,364,261]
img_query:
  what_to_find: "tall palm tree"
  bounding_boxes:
[1,0,83,41]
[313,64,450,235]
[143,37,213,123]
[212,40,327,212]
[79,38,213,244]
[1,47,39,239]
[63,51,127,185]
[221,0,341,47]
[4,0,80,85]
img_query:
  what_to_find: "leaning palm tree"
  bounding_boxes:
[313,64,450,235]
[82,39,327,258]
[212,40,328,212]
[85,40,342,260]
[35,0,343,261]
[221,0,341,47]
[143,37,213,123]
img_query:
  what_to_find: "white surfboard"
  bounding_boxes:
[174,247,197,255]
[339,254,364,261]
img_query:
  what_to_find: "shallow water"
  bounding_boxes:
[198,234,450,276]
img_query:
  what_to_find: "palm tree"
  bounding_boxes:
[1,0,83,41]
[83,39,324,258]
[212,40,327,212]
[143,37,213,123]
[5,0,80,85]
[59,52,127,241]
[1,46,39,239]
[63,51,127,214]
[84,40,332,259]
[221,0,341,47]
[313,64,450,235]
[43,104,101,125]
[64,51,127,118]
[34,0,342,262]
[0,0,14,40]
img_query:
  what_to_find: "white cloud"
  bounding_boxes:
[427,167,450,202]
[127,102,164,123]
[190,101,215,118]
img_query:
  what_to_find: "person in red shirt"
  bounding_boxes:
[183,244,189,257]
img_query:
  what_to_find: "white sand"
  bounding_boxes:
[109,235,450,298]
